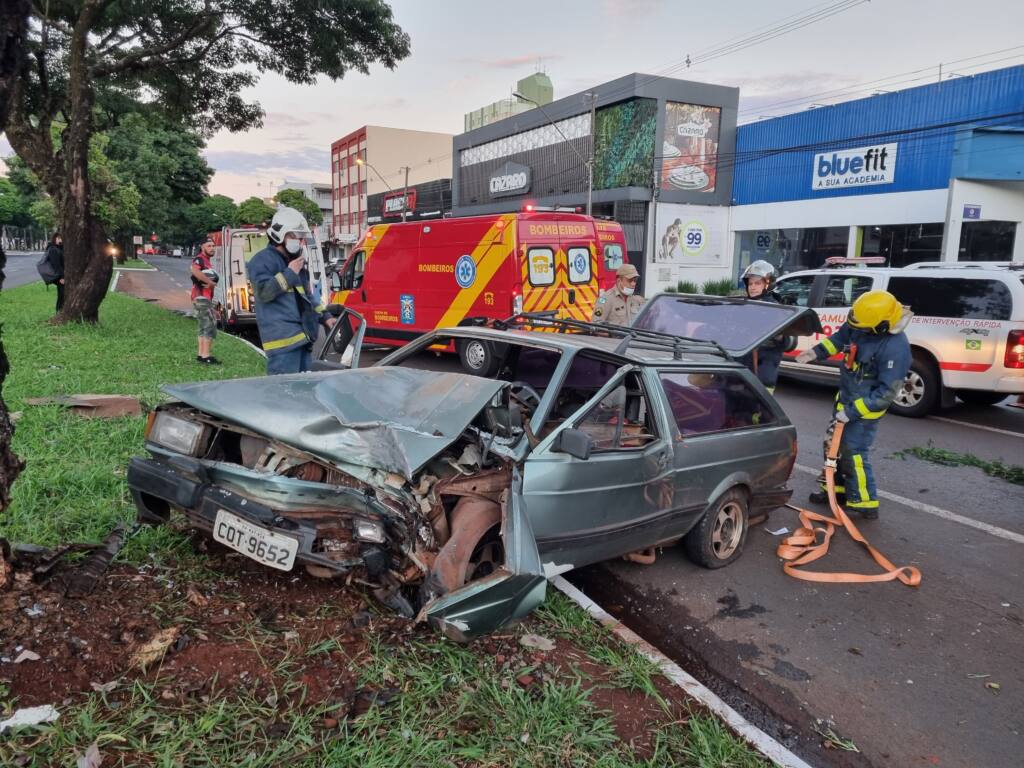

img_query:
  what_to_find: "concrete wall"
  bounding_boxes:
[941,179,1024,262]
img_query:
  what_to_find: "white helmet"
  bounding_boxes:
[266,206,311,245]
[741,259,776,286]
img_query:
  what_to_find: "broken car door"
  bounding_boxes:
[312,306,367,371]
[521,365,675,571]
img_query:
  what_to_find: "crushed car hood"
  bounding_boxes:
[164,368,507,480]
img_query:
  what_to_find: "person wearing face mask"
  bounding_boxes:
[736,260,791,393]
[592,263,645,325]
[248,206,336,375]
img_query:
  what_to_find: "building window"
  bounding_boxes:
[860,223,943,268]
[734,227,848,278]
[959,221,1016,261]
[361,180,368,195]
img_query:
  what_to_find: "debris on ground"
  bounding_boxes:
[62,524,128,597]
[813,719,860,752]
[0,525,129,597]
[75,741,103,768]
[0,704,60,733]
[131,626,181,670]
[519,633,556,651]
[23,394,142,419]
[13,650,41,663]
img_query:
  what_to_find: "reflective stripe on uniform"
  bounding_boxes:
[852,454,871,503]
[853,397,886,419]
[821,337,838,355]
[846,499,880,509]
[275,272,289,291]
[262,331,307,351]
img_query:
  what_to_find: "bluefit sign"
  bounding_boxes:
[812,143,897,191]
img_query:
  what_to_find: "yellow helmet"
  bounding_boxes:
[849,290,902,333]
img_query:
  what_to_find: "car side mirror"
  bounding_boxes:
[553,428,592,460]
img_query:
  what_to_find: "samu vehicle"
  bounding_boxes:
[127,299,818,640]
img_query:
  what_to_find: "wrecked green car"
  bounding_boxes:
[127,301,819,640]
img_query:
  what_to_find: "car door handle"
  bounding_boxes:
[361,290,367,302]
[568,289,576,304]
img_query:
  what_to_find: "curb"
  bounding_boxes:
[113,267,157,272]
[551,575,815,768]
[228,332,266,358]
[108,271,121,294]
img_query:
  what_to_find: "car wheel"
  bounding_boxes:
[684,488,749,569]
[458,339,498,376]
[954,390,1007,407]
[890,356,939,418]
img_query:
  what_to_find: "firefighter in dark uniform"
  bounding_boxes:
[592,264,645,326]
[797,290,912,519]
[736,260,791,393]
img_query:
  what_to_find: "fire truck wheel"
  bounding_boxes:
[458,339,498,377]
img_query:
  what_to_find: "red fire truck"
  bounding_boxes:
[327,209,630,372]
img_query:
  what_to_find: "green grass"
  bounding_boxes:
[0,284,774,768]
[0,282,265,558]
[115,258,155,269]
[895,443,1024,486]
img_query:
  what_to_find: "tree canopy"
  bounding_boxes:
[237,196,274,226]
[275,188,323,227]
[5,0,410,321]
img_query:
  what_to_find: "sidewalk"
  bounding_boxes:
[114,267,192,314]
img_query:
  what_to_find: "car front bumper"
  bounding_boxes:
[126,456,364,574]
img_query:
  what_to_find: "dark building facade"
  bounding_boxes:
[452,73,739,290]
[366,178,453,225]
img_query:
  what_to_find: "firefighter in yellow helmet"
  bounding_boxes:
[795,290,912,519]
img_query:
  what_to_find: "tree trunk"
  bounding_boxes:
[0,0,30,511]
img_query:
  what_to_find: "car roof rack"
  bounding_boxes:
[823,256,887,268]
[903,261,1024,270]
[498,312,730,361]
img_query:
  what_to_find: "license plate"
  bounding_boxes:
[213,509,298,571]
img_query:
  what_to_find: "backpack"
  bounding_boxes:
[36,252,59,284]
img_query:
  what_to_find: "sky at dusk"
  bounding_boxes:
[3,0,1023,201]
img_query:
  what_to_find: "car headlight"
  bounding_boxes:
[353,518,385,544]
[147,411,209,456]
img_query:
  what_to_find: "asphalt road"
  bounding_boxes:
[2,250,45,289]
[145,254,193,289]
[570,378,1024,768]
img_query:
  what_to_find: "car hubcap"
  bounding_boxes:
[465,342,487,370]
[896,371,925,408]
[711,502,743,559]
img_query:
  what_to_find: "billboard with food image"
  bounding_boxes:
[660,102,721,193]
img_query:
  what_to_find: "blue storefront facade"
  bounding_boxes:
[729,65,1024,279]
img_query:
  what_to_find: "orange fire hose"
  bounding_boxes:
[776,422,922,586]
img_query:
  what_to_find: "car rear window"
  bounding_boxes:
[886,277,1013,321]
[659,371,776,437]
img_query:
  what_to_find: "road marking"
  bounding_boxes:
[793,464,1024,545]
[552,576,816,768]
[927,415,1024,439]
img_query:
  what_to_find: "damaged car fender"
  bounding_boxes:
[424,468,545,642]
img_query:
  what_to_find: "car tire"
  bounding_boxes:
[684,488,749,569]
[954,390,1007,407]
[890,355,940,418]
[458,339,498,376]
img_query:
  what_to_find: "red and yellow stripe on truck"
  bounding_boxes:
[328,211,625,347]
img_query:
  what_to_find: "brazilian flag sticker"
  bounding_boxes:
[965,338,982,351]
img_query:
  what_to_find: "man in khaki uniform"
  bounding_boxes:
[592,264,645,325]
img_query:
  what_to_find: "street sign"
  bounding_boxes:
[963,204,981,220]
[132,235,143,245]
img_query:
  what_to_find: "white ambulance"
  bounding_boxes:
[775,260,1024,417]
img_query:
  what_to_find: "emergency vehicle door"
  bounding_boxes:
[312,307,367,371]
[335,248,368,310]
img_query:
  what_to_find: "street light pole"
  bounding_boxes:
[513,90,594,216]
[585,91,597,217]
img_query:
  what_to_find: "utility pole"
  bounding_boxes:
[585,91,597,216]
[401,166,410,223]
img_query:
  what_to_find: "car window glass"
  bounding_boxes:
[659,371,776,437]
[822,275,874,308]
[574,372,658,451]
[774,275,815,307]
[527,247,555,287]
[567,246,592,285]
[603,244,624,271]
[887,277,1012,320]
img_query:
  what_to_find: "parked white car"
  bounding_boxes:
[774,262,1024,417]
